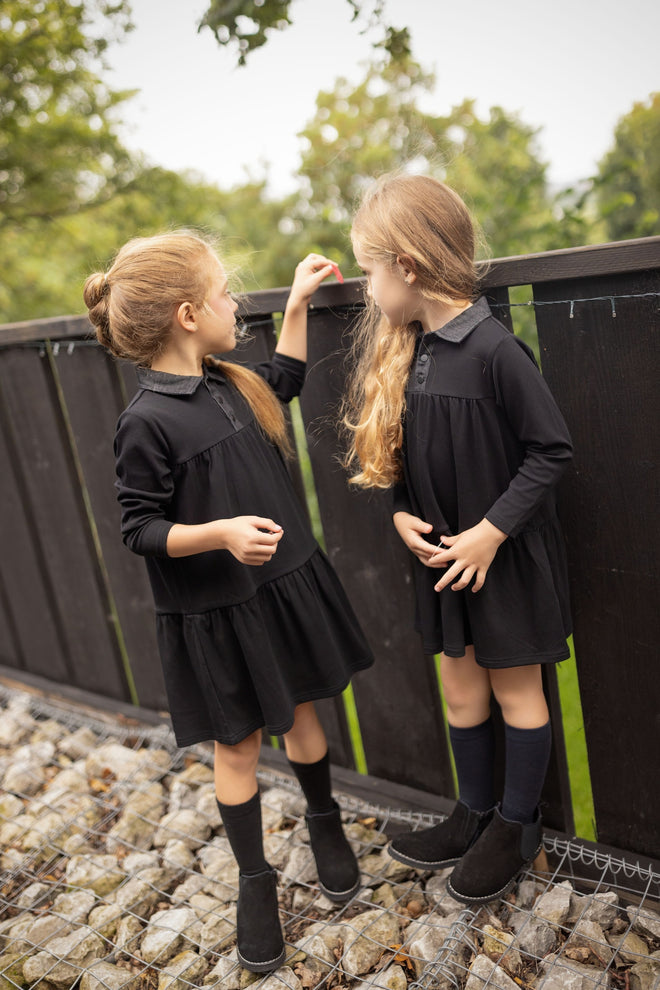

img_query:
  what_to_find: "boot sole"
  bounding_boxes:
[237,945,286,973]
[446,842,543,906]
[388,844,461,871]
[319,875,361,902]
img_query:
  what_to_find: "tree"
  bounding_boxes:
[290,53,572,272]
[594,93,660,241]
[0,0,138,228]
[199,0,410,66]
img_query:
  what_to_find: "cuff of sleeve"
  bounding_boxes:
[271,351,306,376]
[136,519,174,558]
[392,482,413,516]
[484,509,515,538]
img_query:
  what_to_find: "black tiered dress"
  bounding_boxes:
[392,297,574,667]
[114,353,373,746]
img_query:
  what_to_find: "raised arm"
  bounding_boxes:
[275,254,342,362]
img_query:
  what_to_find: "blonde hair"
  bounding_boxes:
[84,231,292,455]
[343,173,479,488]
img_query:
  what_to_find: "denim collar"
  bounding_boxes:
[427,295,491,343]
[136,360,224,395]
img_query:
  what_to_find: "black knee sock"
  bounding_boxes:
[216,791,268,876]
[502,721,552,824]
[448,717,496,813]
[287,749,334,814]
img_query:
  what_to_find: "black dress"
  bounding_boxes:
[114,353,373,746]
[392,297,573,667]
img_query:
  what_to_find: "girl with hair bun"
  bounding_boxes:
[343,172,573,905]
[85,232,373,972]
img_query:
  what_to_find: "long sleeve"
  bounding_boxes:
[485,334,573,538]
[114,410,175,558]
[252,352,306,403]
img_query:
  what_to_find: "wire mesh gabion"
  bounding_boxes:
[1,684,659,990]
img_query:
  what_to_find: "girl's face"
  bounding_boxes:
[353,243,417,327]
[195,263,239,354]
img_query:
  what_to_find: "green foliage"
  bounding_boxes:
[594,92,660,241]
[199,0,409,67]
[0,0,137,228]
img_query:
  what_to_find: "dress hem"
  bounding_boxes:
[170,657,374,748]
[423,644,571,668]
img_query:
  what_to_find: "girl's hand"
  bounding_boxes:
[218,516,283,565]
[431,518,507,593]
[393,511,441,565]
[288,254,343,310]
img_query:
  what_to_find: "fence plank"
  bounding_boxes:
[533,268,660,857]
[0,348,131,700]
[299,306,455,796]
[53,346,167,710]
[0,383,71,677]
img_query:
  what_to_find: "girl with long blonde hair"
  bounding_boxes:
[85,232,373,972]
[344,173,573,905]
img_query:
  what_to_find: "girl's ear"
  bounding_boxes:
[396,254,417,284]
[176,301,197,333]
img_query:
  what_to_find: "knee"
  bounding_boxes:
[215,730,262,774]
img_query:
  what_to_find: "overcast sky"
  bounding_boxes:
[107,0,659,196]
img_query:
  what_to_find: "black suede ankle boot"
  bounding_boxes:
[388,801,493,870]
[305,800,360,902]
[447,806,543,905]
[236,866,286,972]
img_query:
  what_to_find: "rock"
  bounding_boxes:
[114,914,144,953]
[65,853,125,896]
[50,889,97,924]
[0,951,28,988]
[607,929,650,964]
[360,963,408,990]
[22,925,106,988]
[25,914,74,949]
[509,914,557,957]
[202,949,243,989]
[15,880,50,909]
[158,949,209,989]
[342,908,401,977]
[80,959,137,989]
[58,726,98,760]
[199,907,237,951]
[153,808,211,850]
[0,792,23,820]
[533,880,574,926]
[263,831,293,871]
[258,965,302,990]
[627,905,660,942]
[161,838,195,871]
[482,924,522,974]
[536,952,611,990]
[106,782,165,852]
[466,955,519,990]
[629,956,660,990]
[87,902,124,938]
[140,906,201,964]
[115,868,168,915]
[281,843,318,884]
[85,741,171,782]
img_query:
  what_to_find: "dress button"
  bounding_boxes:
[419,353,429,363]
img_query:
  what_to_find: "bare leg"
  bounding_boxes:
[282,701,328,763]
[440,646,492,727]
[214,728,262,804]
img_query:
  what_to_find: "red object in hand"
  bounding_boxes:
[330,263,344,283]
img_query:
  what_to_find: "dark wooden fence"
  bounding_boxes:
[1,237,658,864]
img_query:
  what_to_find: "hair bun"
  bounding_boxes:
[83,272,109,309]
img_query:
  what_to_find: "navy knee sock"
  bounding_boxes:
[448,717,496,813]
[287,749,334,814]
[502,721,552,824]
[216,790,268,876]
